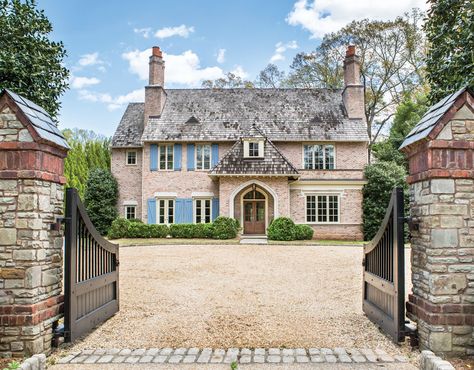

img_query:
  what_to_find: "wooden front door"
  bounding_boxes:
[243,200,265,234]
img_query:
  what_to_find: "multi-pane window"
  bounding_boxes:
[159,144,174,170]
[126,151,137,165]
[196,144,211,170]
[306,195,339,223]
[125,206,136,220]
[304,144,335,169]
[248,142,260,157]
[195,199,211,223]
[158,199,174,224]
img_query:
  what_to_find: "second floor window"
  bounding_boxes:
[126,151,137,165]
[158,199,174,224]
[248,142,260,157]
[196,144,211,170]
[159,144,173,170]
[304,144,335,170]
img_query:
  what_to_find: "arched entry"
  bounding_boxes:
[242,186,266,234]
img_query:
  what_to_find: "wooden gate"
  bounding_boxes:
[363,187,405,342]
[64,188,119,342]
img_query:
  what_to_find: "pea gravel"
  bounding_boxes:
[63,244,414,359]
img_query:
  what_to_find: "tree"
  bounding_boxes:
[424,0,474,103]
[84,168,118,235]
[255,64,286,88]
[202,72,254,88]
[0,0,69,117]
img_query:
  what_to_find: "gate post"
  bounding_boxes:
[0,90,69,357]
[401,88,474,356]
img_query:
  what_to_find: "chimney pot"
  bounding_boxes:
[346,45,356,57]
[152,46,162,58]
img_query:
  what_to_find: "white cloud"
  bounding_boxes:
[154,24,194,39]
[78,89,144,111]
[78,52,105,67]
[134,27,152,38]
[122,48,224,86]
[216,48,226,64]
[286,0,428,39]
[70,75,100,89]
[269,40,298,63]
[230,66,249,79]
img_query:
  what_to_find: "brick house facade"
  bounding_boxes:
[111,46,368,240]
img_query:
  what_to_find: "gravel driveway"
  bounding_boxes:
[65,244,413,357]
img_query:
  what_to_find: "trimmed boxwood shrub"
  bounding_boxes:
[294,224,314,240]
[212,216,239,239]
[107,218,129,239]
[169,223,214,238]
[267,217,296,241]
[108,218,168,239]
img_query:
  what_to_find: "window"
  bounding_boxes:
[244,140,264,158]
[304,144,335,169]
[125,205,136,220]
[306,195,339,223]
[158,199,174,224]
[249,142,260,157]
[195,199,211,223]
[126,151,137,165]
[196,144,211,170]
[159,144,174,170]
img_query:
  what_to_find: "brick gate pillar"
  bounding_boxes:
[401,87,474,356]
[0,90,69,357]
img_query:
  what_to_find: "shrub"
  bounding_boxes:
[107,218,168,239]
[169,223,215,238]
[267,217,296,241]
[212,216,239,239]
[294,224,314,240]
[107,218,129,239]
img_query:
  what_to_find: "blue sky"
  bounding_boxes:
[37,0,426,137]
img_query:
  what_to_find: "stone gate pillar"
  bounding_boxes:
[401,87,474,356]
[0,90,69,357]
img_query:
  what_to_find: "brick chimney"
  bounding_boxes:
[342,45,365,119]
[144,46,166,124]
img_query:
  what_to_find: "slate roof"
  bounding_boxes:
[3,89,69,149]
[400,86,472,149]
[210,125,300,178]
[111,103,144,147]
[112,88,368,147]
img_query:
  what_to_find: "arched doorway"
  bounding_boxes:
[242,186,266,234]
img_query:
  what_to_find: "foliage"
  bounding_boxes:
[267,217,296,241]
[3,360,20,370]
[169,223,214,239]
[84,169,118,235]
[362,162,409,241]
[255,64,286,88]
[63,128,111,199]
[294,224,314,240]
[0,0,69,117]
[108,218,169,239]
[202,72,254,88]
[211,216,240,239]
[424,0,474,103]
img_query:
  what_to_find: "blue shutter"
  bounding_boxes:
[147,198,156,224]
[212,197,220,221]
[175,198,185,223]
[150,144,158,171]
[187,144,195,171]
[184,199,193,223]
[211,144,219,167]
[174,144,182,171]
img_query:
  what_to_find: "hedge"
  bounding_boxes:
[108,218,168,239]
[169,223,214,238]
[267,217,314,241]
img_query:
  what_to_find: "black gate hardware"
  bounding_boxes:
[50,217,70,231]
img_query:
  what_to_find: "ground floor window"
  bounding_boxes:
[158,199,174,224]
[306,194,339,223]
[195,198,211,223]
[125,205,136,220]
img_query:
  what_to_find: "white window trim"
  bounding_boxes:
[124,205,136,220]
[123,200,138,206]
[195,143,212,171]
[304,193,340,225]
[126,150,137,166]
[243,139,264,158]
[302,142,336,170]
[192,192,214,197]
[158,144,174,171]
[156,198,175,225]
[193,197,213,224]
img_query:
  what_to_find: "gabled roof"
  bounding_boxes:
[111,103,144,147]
[400,86,473,149]
[2,89,69,149]
[210,125,300,178]
[122,88,368,146]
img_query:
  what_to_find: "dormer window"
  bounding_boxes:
[244,140,264,158]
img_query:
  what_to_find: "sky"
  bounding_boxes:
[37,0,427,137]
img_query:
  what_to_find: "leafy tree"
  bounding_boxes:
[84,168,118,235]
[362,161,409,241]
[424,0,474,103]
[0,0,69,117]
[256,64,286,88]
[202,72,254,88]
[63,129,111,199]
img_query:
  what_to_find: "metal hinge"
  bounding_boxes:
[50,217,71,231]
[404,216,419,232]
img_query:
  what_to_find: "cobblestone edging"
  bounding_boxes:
[420,350,454,370]
[57,347,409,365]
[18,354,46,370]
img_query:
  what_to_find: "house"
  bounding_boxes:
[111,45,368,240]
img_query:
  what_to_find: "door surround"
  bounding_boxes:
[241,187,268,234]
